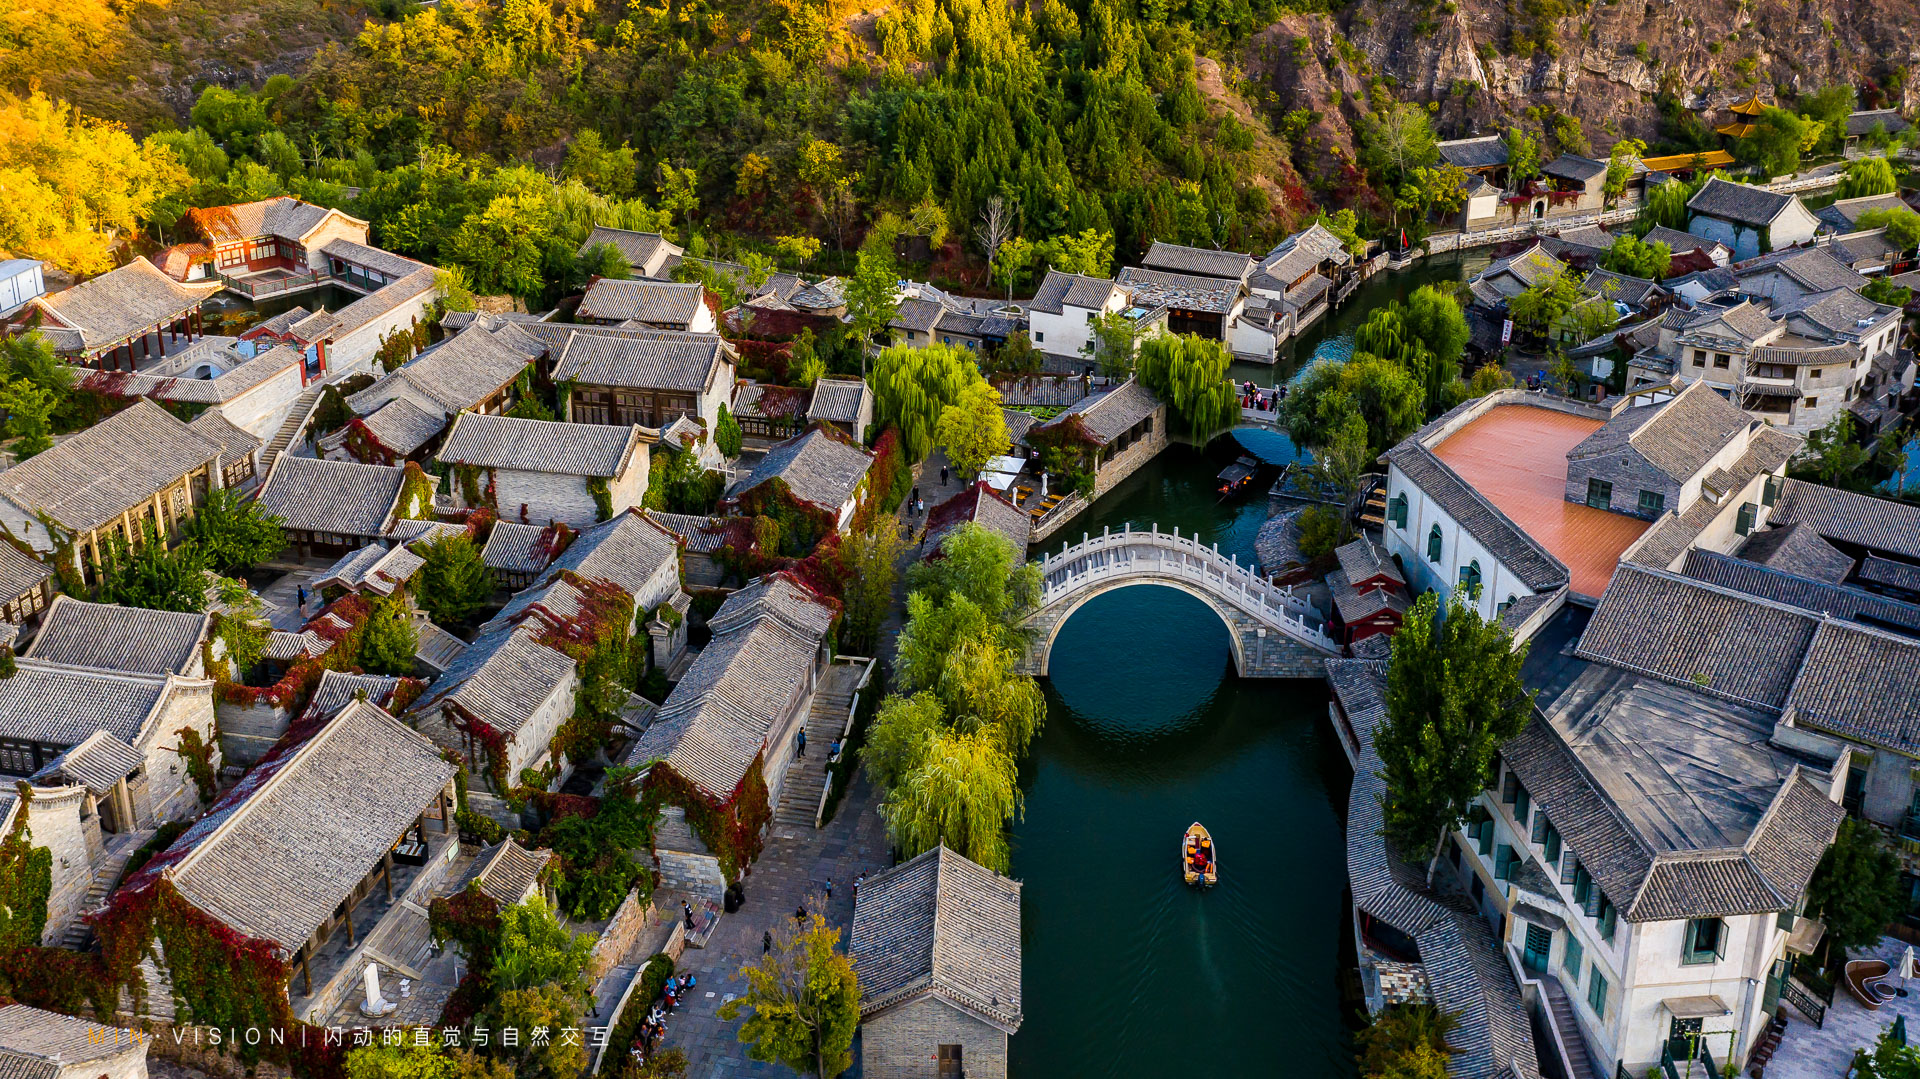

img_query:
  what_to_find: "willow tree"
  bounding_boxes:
[1134,334,1237,439]
[882,729,1021,871]
[933,380,1011,480]
[870,343,983,460]
[936,635,1046,758]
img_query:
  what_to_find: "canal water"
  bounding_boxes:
[1008,252,1477,1076]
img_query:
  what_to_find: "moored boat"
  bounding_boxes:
[1182,822,1217,887]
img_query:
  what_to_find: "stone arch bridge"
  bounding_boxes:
[1021,525,1338,679]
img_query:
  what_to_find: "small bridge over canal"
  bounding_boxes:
[1021,525,1339,679]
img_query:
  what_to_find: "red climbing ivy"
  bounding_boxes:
[646,753,773,881]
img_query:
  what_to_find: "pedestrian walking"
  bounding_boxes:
[796,728,807,757]
[941,465,949,485]
[853,873,865,898]
[682,900,696,930]
[763,929,773,954]
[795,903,807,923]
[296,584,307,611]
[825,877,834,900]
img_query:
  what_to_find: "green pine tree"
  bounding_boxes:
[416,533,496,626]
[1374,591,1533,857]
[358,589,419,675]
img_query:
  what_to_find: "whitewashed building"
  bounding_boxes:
[437,413,650,528]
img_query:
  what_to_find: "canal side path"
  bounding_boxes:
[660,450,961,1077]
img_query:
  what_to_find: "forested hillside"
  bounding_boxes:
[3,0,1917,299]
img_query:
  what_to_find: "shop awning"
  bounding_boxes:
[1663,995,1732,1019]
[1785,916,1827,956]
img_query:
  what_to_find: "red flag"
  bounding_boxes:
[1400,229,1409,250]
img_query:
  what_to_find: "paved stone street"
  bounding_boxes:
[658,772,893,1077]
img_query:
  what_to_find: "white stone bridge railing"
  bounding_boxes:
[1035,524,1340,655]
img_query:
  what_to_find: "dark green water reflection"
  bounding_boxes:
[1008,442,1356,1078]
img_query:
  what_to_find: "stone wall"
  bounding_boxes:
[27,785,99,946]
[653,807,726,903]
[587,890,650,982]
[216,698,295,768]
[861,997,1010,1079]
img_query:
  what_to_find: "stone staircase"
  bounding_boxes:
[1539,972,1598,1079]
[772,686,857,829]
[61,827,156,949]
[260,385,325,473]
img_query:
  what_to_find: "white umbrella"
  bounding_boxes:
[1900,945,1917,997]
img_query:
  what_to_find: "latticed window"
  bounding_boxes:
[1563,932,1584,979]
[1390,493,1408,529]
[1427,524,1443,563]
[1587,968,1608,1019]
[1736,502,1758,536]
[1460,560,1482,597]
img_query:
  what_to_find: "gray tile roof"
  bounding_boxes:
[1683,548,1920,634]
[549,330,729,392]
[486,510,680,628]
[1815,193,1909,231]
[1583,268,1664,307]
[848,845,1022,1031]
[1771,286,1896,339]
[807,378,871,425]
[30,257,222,351]
[187,407,263,460]
[1619,425,1801,569]
[0,398,222,534]
[438,413,643,478]
[1734,523,1854,583]
[163,699,452,953]
[1772,478,1920,562]
[1688,178,1799,227]
[1859,554,1920,595]
[1567,380,1756,485]
[1735,248,1869,296]
[1508,661,1842,920]
[256,457,407,537]
[327,267,438,340]
[1001,409,1038,447]
[1437,135,1509,170]
[0,1004,140,1076]
[922,483,1030,557]
[889,297,944,334]
[32,729,145,795]
[1542,154,1607,183]
[1140,242,1254,281]
[412,620,574,740]
[1845,109,1912,137]
[24,597,208,675]
[576,279,706,325]
[0,544,50,606]
[480,521,558,574]
[1328,567,1409,622]
[1026,270,1118,315]
[199,197,345,244]
[1643,225,1728,257]
[1385,440,1568,593]
[1334,537,1403,587]
[1784,619,1920,752]
[359,397,446,457]
[314,541,424,597]
[1576,563,1820,711]
[728,428,873,511]
[1037,378,1161,445]
[0,659,170,756]
[578,228,682,274]
[643,511,728,553]
[316,238,427,279]
[349,321,541,416]
[1114,266,1242,314]
[454,837,553,905]
[630,574,835,795]
[1677,299,1779,346]
[301,670,402,721]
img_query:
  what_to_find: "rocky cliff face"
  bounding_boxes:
[1353,0,1920,135]
[1242,0,1920,173]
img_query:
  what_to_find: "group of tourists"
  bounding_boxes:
[1240,381,1285,413]
[629,974,699,1067]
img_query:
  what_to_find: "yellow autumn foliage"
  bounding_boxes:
[0,92,188,274]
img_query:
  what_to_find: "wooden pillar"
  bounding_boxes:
[416,813,427,845]
[343,907,355,946]
[383,852,394,900]
[301,956,312,996]
[439,791,449,832]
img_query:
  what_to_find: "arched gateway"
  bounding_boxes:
[1021,524,1339,679]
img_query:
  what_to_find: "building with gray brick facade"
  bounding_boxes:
[849,845,1023,1079]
